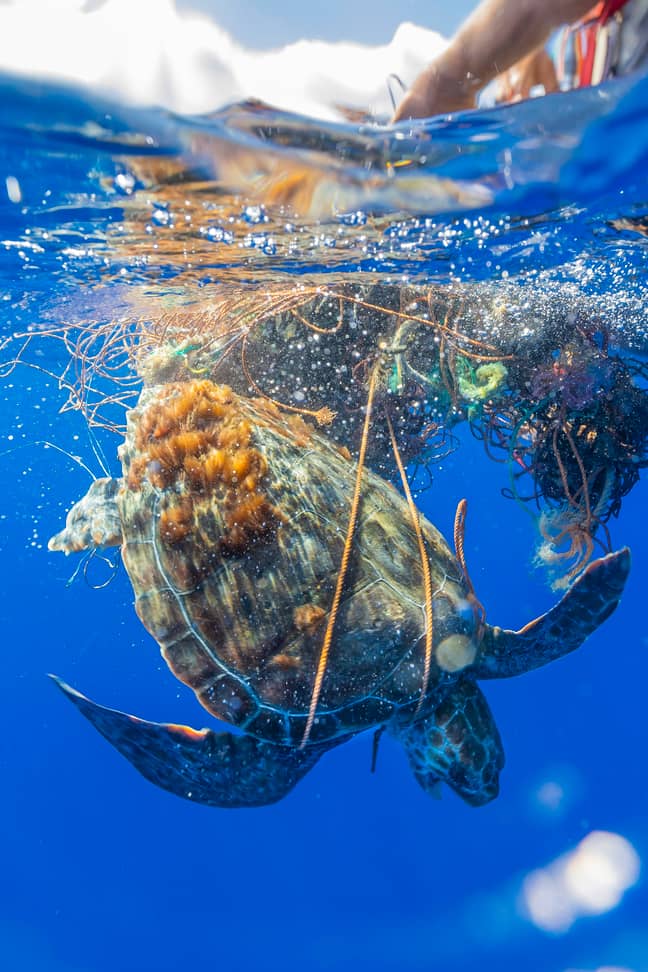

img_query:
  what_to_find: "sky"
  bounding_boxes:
[0,0,466,118]
[177,0,475,48]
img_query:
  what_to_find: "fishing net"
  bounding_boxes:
[3,270,646,588]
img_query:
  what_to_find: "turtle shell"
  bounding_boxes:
[117,379,476,746]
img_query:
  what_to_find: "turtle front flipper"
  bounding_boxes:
[474,547,631,679]
[392,678,505,807]
[48,477,123,554]
[51,677,323,808]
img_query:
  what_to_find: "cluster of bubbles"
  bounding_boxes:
[130,280,648,586]
[3,264,647,588]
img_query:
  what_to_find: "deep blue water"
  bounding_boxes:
[1,71,647,972]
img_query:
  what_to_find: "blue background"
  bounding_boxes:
[0,65,647,972]
[1,377,645,971]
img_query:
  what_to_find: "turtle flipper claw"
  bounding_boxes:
[51,676,322,808]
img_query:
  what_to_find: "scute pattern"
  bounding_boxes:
[48,377,631,807]
[392,677,505,806]
[117,380,474,744]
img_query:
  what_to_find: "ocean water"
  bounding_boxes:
[0,69,647,972]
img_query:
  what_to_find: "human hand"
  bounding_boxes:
[391,61,478,122]
[493,46,559,104]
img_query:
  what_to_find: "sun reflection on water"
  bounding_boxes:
[521,831,640,934]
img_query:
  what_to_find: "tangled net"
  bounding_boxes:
[2,279,646,587]
[474,338,648,587]
[2,282,506,468]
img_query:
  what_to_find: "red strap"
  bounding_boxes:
[600,0,631,19]
[581,0,629,23]
[580,23,599,84]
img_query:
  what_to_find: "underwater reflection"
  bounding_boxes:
[521,830,640,933]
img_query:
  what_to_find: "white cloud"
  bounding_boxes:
[0,0,445,120]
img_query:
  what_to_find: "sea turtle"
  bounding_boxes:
[49,379,630,808]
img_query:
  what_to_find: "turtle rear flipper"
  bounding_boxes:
[475,547,631,680]
[51,677,322,808]
[393,678,505,807]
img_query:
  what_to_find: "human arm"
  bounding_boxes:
[392,0,595,121]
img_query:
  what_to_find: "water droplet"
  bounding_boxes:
[241,205,266,224]
[114,172,135,195]
[151,207,171,227]
[204,225,233,244]
[5,176,21,204]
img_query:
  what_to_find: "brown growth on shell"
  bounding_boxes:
[270,653,302,670]
[128,379,283,555]
[221,494,283,557]
[159,496,194,544]
[293,603,326,632]
[250,396,316,448]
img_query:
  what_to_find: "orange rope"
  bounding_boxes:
[300,368,377,749]
[453,500,469,580]
[385,412,434,716]
[288,295,345,335]
[453,499,486,634]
